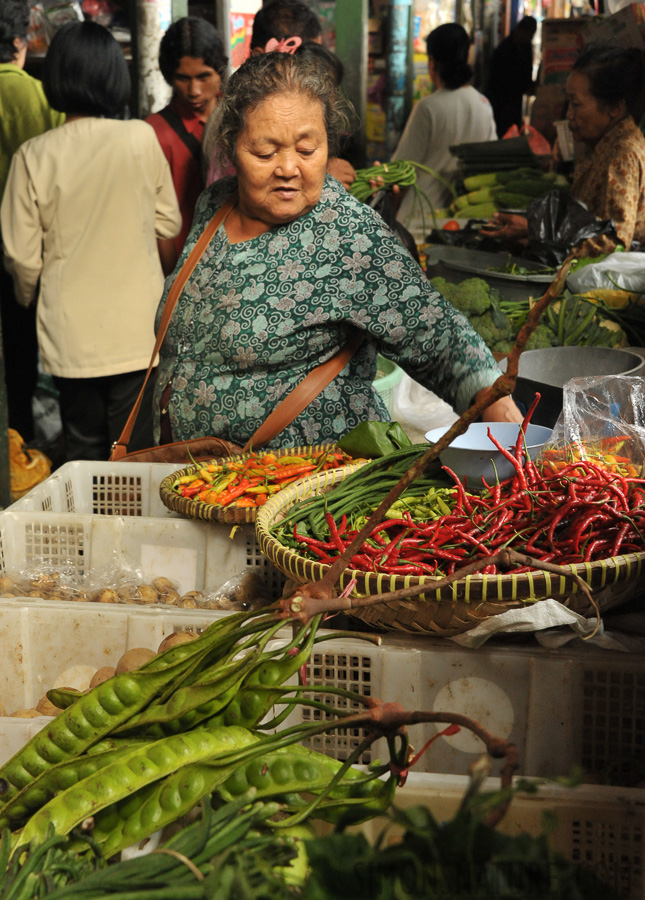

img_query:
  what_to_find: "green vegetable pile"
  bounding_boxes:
[444,168,569,220]
[431,276,516,354]
[432,276,627,353]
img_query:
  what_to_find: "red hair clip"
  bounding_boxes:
[264,35,303,54]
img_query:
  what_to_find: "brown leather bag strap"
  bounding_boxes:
[111,197,236,461]
[242,331,365,452]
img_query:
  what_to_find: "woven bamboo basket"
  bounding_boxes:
[255,468,645,636]
[159,443,349,525]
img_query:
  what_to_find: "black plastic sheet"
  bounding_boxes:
[526,188,619,266]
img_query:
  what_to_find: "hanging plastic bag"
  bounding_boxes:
[566,250,645,294]
[526,189,619,266]
[539,375,645,480]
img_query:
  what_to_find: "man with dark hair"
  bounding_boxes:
[251,0,321,52]
[147,16,228,257]
[0,0,64,441]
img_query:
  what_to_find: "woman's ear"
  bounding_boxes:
[13,37,28,67]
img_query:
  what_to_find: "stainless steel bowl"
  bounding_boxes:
[500,346,645,427]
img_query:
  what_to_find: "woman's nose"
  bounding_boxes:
[275,151,298,176]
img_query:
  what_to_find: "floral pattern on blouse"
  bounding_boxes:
[153,175,502,448]
[572,116,645,256]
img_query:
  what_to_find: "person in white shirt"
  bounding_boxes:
[392,23,497,227]
[1,21,181,461]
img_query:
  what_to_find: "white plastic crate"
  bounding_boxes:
[295,632,645,789]
[0,599,234,765]
[9,461,183,517]
[355,773,645,900]
[0,510,285,600]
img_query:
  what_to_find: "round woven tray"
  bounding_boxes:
[159,443,346,525]
[255,468,645,636]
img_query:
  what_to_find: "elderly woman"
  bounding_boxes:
[486,45,645,256]
[154,52,520,449]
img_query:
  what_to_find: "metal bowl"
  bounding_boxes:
[424,422,553,488]
[500,347,645,428]
[426,247,554,302]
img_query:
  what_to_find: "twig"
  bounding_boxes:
[279,547,600,638]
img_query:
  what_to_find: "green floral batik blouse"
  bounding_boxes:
[153,175,501,448]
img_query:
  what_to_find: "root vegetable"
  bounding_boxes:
[157,631,199,655]
[53,666,96,693]
[152,577,175,593]
[11,709,41,718]
[160,589,180,606]
[134,585,159,605]
[93,589,119,604]
[90,666,116,688]
[115,648,155,674]
[36,696,62,717]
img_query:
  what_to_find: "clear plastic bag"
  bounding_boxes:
[566,251,645,293]
[526,189,619,266]
[540,375,645,478]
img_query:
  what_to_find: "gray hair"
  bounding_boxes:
[211,51,351,168]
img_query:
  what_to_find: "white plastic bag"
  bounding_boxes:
[566,251,645,294]
[390,374,458,443]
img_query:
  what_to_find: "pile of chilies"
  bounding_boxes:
[283,432,645,578]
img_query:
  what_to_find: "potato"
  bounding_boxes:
[11,708,41,718]
[90,666,116,688]
[157,631,199,655]
[135,585,159,605]
[93,589,119,604]
[159,589,180,606]
[115,647,155,674]
[36,695,62,717]
[180,591,204,608]
[53,665,96,693]
[31,573,59,589]
[152,577,175,593]
[29,590,49,600]
[117,584,137,602]
[0,575,16,594]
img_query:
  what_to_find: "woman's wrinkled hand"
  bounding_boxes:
[477,392,525,424]
[479,212,529,243]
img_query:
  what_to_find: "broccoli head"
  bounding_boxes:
[526,323,555,350]
[431,276,492,316]
[470,310,514,348]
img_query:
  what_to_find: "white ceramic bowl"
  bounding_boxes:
[424,422,553,488]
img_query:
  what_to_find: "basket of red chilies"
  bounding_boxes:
[159,444,359,524]
[256,429,645,636]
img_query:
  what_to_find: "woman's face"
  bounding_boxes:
[566,70,619,145]
[234,92,328,226]
[172,56,222,121]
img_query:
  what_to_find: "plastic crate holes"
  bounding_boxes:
[90,474,144,516]
[243,531,285,597]
[582,667,645,786]
[22,521,87,576]
[301,650,374,764]
[569,814,643,900]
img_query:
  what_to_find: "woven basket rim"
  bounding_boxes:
[255,467,645,632]
[159,442,343,524]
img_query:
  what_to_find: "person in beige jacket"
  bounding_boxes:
[1,20,181,461]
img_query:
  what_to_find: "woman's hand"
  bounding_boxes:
[476,391,524,424]
[327,157,357,190]
[479,212,529,243]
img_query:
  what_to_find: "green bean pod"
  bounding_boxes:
[219,742,395,824]
[0,739,149,831]
[14,725,258,854]
[90,759,245,859]
[213,619,321,730]
[114,650,262,737]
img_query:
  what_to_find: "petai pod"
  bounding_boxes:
[0,739,149,831]
[15,724,258,853]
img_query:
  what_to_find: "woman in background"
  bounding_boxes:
[1,21,181,461]
[485,45,645,256]
[147,16,228,259]
[391,23,497,226]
